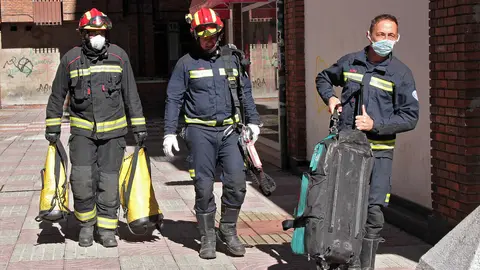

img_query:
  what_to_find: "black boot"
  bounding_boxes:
[196,212,217,259]
[97,229,118,248]
[78,225,94,247]
[360,235,384,270]
[217,204,245,256]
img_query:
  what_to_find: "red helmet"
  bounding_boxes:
[185,8,224,39]
[78,8,112,31]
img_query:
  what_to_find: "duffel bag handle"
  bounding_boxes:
[329,108,340,134]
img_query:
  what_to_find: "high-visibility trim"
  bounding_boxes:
[74,207,96,222]
[45,118,62,126]
[369,139,395,150]
[96,116,128,133]
[189,169,195,178]
[194,12,200,26]
[210,8,217,22]
[184,114,240,126]
[343,72,364,83]
[97,216,118,229]
[70,65,122,78]
[70,117,94,131]
[189,69,214,79]
[219,68,239,76]
[130,117,146,126]
[370,77,394,92]
[385,193,391,203]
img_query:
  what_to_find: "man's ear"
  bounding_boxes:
[366,31,372,43]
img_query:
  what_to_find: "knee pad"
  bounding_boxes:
[194,180,215,212]
[70,166,94,201]
[222,180,247,207]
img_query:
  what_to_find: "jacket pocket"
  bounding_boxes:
[105,73,123,108]
[70,77,86,100]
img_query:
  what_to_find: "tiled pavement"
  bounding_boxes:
[0,108,432,269]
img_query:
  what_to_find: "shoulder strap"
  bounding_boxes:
[220,45,248,123]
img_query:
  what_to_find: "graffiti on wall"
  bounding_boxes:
[0,48,60,105]
[3,49,56,80]
[36,84,52,94]
[249,35,278,98]
[3,56,34,78]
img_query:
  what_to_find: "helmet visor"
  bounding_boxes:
[195,24,221,38]
[85,16,112,30]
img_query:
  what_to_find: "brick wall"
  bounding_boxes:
[429,0,480,228]
[285,0,306,164]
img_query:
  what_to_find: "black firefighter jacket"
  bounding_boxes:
[45,43,146,140]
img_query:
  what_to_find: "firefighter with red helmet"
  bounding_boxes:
[45,8,147,248]
[163,7,261,259]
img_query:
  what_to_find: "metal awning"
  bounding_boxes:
[189,0,271,16]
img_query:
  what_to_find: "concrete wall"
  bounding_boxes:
[304,0,431,208]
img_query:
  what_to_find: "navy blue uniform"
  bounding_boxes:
[316,47,419,235]
[164,47,260,214]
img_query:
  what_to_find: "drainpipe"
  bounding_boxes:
[276,0,288,170]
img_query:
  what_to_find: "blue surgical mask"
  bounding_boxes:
[371,39,396,57]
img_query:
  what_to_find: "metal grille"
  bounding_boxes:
[33,0,63,25]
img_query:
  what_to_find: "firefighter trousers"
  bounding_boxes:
[184,125,247,214]
[365,150,393,237]
[69,135,126,229]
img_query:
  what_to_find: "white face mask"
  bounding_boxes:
[89,35,106,51]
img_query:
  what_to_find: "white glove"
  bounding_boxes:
[247,124,260,144]
[163,134,179,157]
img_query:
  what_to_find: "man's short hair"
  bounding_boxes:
[370,14,398,33]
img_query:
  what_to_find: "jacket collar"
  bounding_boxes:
[353,46,393,74]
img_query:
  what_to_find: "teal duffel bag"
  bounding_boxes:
[282,133,335,255]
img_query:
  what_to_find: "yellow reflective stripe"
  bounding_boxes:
[45,118,62,126]
[385,193,391,203]
[70,65,122,78]
[343,72,364,83]
[189,169,195,178]
[74,207,96,222]
[90,65,122,73]
[70,117,94,130]
[131,117,146,126]
[370,77,394,92]
[189,69,214,79]
[219,68,239,76]
[96,116,127,133]
[184,114,240,126]
[369,139,395,150]
[97,216,118,229]
[223,114,240,125]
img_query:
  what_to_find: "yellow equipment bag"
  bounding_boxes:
[36,140,70,223]
[119,146,163,235]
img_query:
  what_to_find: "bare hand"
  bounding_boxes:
[355,105,374,131]
[328,97,342,114]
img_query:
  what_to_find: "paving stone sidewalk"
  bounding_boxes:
[0,108,432,269]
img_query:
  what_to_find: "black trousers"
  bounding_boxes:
[69,135,126,229]
[365,150,393,237]
[185,125,247,214]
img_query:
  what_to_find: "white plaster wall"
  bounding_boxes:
[305,0,431,208]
